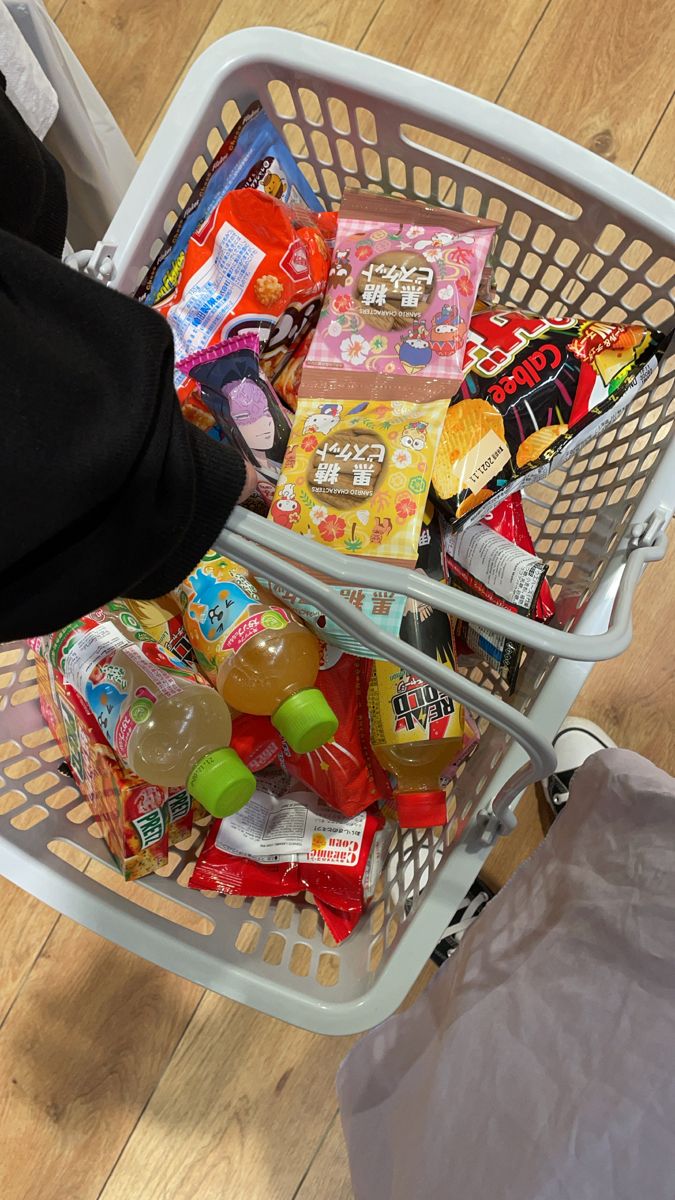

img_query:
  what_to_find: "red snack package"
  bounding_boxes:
[230,712,283,772]
[270,327,314,411]
[281,651,393,817]
[483,494,555,621]
[154,189,336,401]
[189,787,390,943]
[226,654,393,816]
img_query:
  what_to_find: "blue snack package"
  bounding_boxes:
[136,101,321,307]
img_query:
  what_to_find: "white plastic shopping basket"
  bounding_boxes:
[1,29,673,1035]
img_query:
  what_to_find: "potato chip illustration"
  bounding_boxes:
[433,398,507,499]
[516,424,568,468]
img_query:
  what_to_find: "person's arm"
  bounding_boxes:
[0,228,253,642]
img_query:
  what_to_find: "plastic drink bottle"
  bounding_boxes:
[49,605,255,817]
[367,662,463,827]
[367,509,464,829]
[174,551,338,754]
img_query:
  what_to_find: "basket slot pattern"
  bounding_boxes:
[0,640,475,1001]
[5,60,672,1021]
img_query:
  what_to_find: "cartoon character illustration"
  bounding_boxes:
[328,249,351,286]
[270,483,301,529]
[223,377,276,469]
[430,300,467,355]
[84,677,126,742]
[184,568,233,642]
[396,322,433,374]
[302,403,342,437]
[262,171,284,199]
[400,420,428,452]
[370,516,393,545]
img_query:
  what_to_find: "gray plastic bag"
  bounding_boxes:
[339,750,675,1200]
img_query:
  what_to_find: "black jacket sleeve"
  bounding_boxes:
[0,82,246,643]
[0,230,246,642]
[0,73,67,258]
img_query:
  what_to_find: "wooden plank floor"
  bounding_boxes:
[1,3,674,1197]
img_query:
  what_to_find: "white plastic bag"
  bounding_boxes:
[5,0,136,249]
[339,750,675,1200]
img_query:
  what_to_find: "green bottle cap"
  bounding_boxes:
[272,688,339,754]
[187,748,255,818]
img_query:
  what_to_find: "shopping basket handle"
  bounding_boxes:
[216,522,558,842]
[225,505,671,664]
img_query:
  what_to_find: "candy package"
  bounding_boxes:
[302,188,497,401]
[189,786,391,943]
[265,395,447,652]
[442,506,549,620]
[125,595,195,662]
[226,652,393,817]
[178,334,292,508]
[432,304,667,525]
[483,494,555,622]
[282,650,393,817]
[153,190,336,399]
[230,712,285,773]
[454,617,523,693]
[403,502,462,671]
[137,101,321,307]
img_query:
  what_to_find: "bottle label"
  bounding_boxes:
[215,786,367,864]
[368,660,462,747]
[62,621,128,697]
[176,555,292,676]
[57,619,204,759]
[222,608,289,655]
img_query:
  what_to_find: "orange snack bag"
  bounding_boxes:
[153,190,336,401]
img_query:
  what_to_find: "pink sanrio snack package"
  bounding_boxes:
[302,188,497,402]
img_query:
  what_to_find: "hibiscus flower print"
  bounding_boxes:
[334,294,353,314]
[327,320,343,337]
[318,514,346,542]
[457,275,474,297]
[302,433,318,453]
[310,505,328,525]
[340,333,371,366]
[395,493,417,521]
[354,243,372,261]
[392,448,412,469]
[405,225,425,239]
